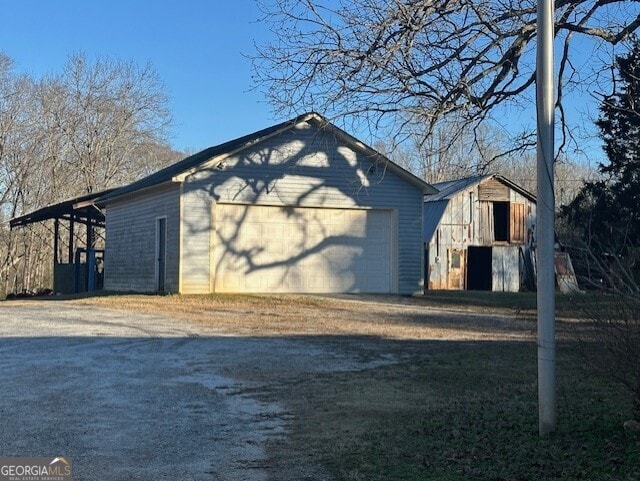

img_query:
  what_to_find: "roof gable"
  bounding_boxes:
[99,113,436,204]
[426,174,536,203]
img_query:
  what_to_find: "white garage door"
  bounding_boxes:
[212,204,393,293]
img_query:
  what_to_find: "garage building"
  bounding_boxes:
[98,113,436,295]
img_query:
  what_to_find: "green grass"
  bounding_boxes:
[420,290,540,310]
[282,342,640,481]
[419,290,614,319]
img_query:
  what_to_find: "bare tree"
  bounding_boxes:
[556,40,640,419]
[0,52,180,295]
[252,0,640,158]
[40,53,173,194]
[374,116,597,200]
[493,152,597,205]
[0,54,43,295]
[565,234,640,418]
[0,54,31,215]
[374,118,507,182]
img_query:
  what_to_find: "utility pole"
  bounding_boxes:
[536,0,557,435]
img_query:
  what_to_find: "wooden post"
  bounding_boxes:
[68,218,74,264]
[53,218,59,265]
[86,219,94,293]
[86,220,93,250]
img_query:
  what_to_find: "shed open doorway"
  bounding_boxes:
[467,246,492,290]
[493,201,510,242]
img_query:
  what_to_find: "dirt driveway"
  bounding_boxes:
[0,296,534,480]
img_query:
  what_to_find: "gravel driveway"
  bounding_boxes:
[0,301,394,480]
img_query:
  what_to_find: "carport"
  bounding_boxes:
[9,188,116,294]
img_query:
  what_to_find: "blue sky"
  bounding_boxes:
[1,0,277,152]
[0,0,613,168]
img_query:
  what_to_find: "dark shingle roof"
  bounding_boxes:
[97,113,315,204]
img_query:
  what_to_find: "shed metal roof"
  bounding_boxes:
[423,200,449,242]
[422,173,537,242]
[426,173,536,203]
[426,175,490,202]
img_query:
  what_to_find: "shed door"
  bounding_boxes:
[510,203,526,243]
[447,248,465,290]
[492,246,520,292]
[212,204,393,293]
[467,246,492,291]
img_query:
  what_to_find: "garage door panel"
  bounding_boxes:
[366,244,387,258]
[212,204,393,293]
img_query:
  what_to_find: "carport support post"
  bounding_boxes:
[536,0,557,436]
[86,221,94,292]
[68,218,74,264]
[53,218,59,265]
[86,220,93,250]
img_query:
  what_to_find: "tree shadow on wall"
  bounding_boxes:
[181,124,399,293]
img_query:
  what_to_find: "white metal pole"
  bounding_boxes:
[536,0,557,435]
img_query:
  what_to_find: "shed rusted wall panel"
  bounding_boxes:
[426,231,446,289]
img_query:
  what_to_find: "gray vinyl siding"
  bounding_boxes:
[181,123,424,294]
[104,184,180,293]
[180,186,212,294]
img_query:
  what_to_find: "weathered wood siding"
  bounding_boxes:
[104,184,180,292]
[181,122,424,294]
[492,246,520,292]
[425,176,536,291]
[424,200,449,290]
[478,178,509,201]
[510,189,537,237]
[425,192,473,289]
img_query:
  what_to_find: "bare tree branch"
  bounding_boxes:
[252,0,640,158]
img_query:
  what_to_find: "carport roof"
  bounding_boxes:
[9,188,117,229]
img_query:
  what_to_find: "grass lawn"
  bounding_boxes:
[277,341,640,481]
[418,290,604,319]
